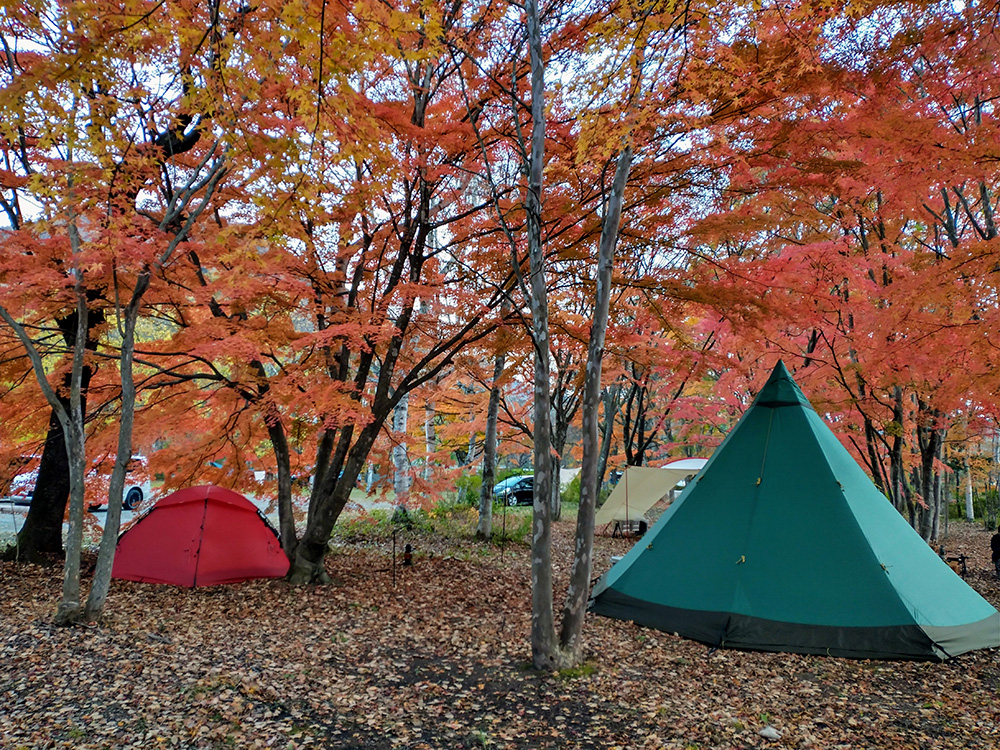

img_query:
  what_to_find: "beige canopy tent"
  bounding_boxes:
[595,459,708,532]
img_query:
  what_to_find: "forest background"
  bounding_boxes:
[2,0,1000,666]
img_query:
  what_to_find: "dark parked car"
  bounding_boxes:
[492,475,533,506]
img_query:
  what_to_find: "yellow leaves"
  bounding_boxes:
[349,0,451,64]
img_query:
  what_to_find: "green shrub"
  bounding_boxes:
[454,473,483,507]
[330,489,535,550]
[426,499,480,536]
[557,471,615,508]
[332,507,434,542]
[948,489,1000,527]
[490,505,532,545]
[561,472,581,505]
[427,496,532,546]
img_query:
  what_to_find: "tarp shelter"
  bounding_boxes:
[112,485,289,587]
[594,459,708,531]
[589,361,1000,660]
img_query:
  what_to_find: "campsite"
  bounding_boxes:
[4,359,1000,748]
[4,0,1000,747]
[3,516,1000,749]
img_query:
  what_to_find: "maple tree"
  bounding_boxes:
[106,0,528,579]
[272,0,525,583]
[0,0,261,620]
[672,0,1000,543]
[0,0,517,583]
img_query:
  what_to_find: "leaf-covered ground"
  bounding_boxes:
[2,518,1000,749]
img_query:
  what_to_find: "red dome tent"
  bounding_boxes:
[112,485,289,587]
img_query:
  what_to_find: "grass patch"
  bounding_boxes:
[556,662,598,681]
[330,498,533,554]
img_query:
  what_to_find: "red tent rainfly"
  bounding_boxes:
[112,485,290,587]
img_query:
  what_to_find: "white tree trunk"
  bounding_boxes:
[393,395,411,499]
[965,458,975,521]
[424,399,436,481]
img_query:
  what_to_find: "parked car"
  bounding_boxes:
[6,455,151,511]
[492,474,533,506]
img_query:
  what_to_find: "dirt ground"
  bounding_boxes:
[2,519,999,749]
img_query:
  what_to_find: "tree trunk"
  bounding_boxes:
[889,386,907,514]
[558,146,632,663]
[392,395,411,501]
[56,415,88,626]
[4,305,103,564]
[85,312,140,620]
[309,428,336,528]
[53,274,90,625]
[477,347,506,540]
[289,418,386,584]
[933,434,945,541]
[862,414,887,495]
[0,278,93,626]
[466,428,478,467]
[550,408,567,521]
[965,458,975,521]
[934,471,948,539]
[5,385,74,563]
[524,0,561,671]
[916,401,945,542]
[424,404,435,481]
[596,384,621,487]
[267,416,298,558]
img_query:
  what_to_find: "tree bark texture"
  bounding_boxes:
[4,305,103,563]
[85,311,140,619]
[595,384,622,489]
[558,146,632,662]
[393,395,411,500]
[477,347,506,540]
[424,398,436,481]
[524,0,560,671]
[965,458,975,522]
[267,416,298,559]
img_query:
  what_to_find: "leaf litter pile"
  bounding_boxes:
[3,519,1000,749]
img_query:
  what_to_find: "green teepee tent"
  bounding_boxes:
[589,361,1000,660]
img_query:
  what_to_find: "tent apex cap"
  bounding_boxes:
[755,360,814,409]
